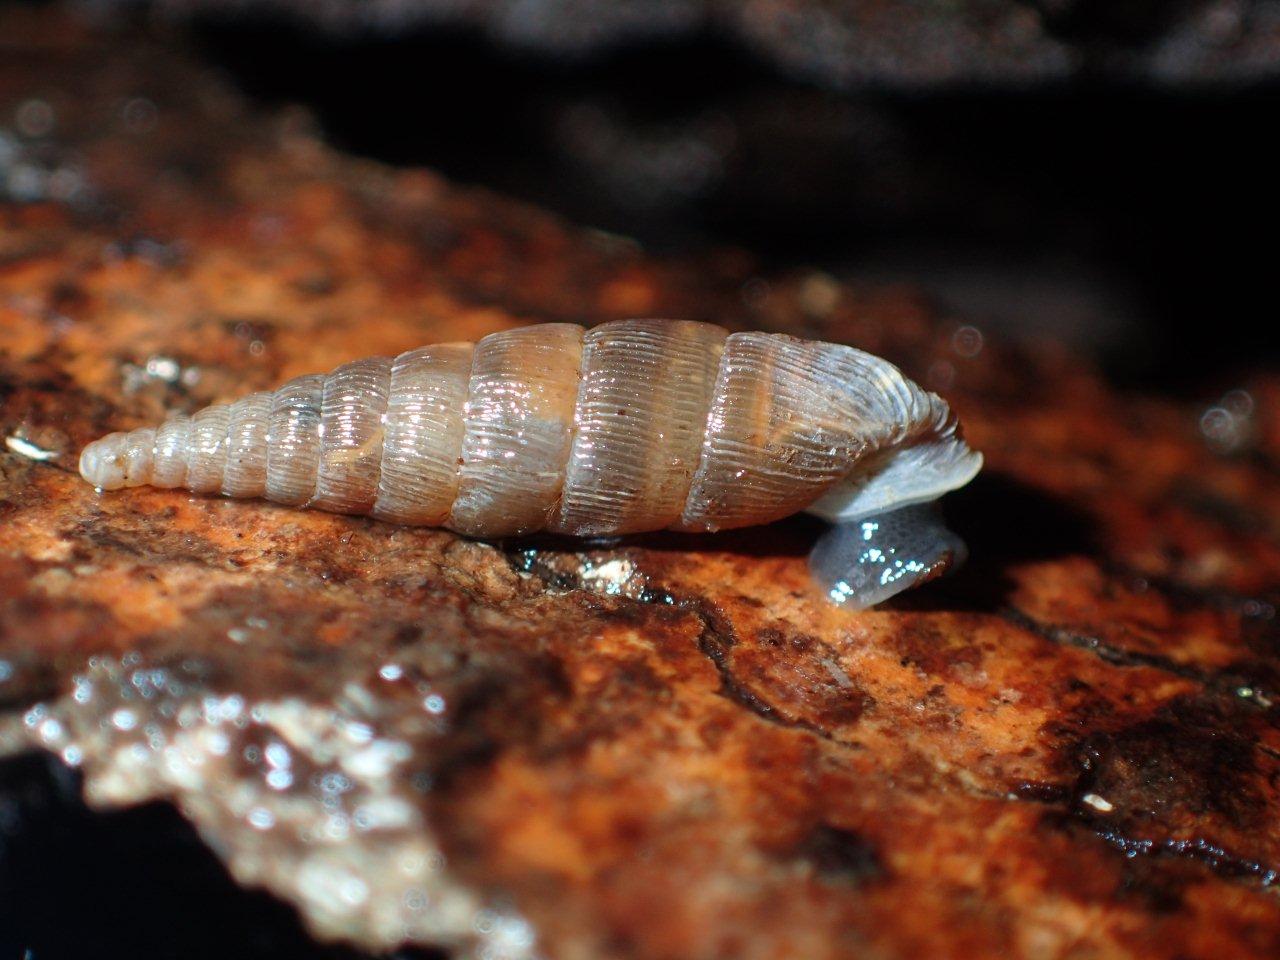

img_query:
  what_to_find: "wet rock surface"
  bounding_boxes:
[4,8,1280,960]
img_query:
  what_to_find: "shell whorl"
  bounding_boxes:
[78,320,981,538]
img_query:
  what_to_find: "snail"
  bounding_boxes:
[79,320,982,607]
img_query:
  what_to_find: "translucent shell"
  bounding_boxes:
[449,324,583,538]
[554,319,726,535]
[679,333,871,531]
[313,358,392,514]
[372,344,472,527]
[265,374,323,506]
[186,404,231,494]
[223,393,272,499]
[78,320,982,542]
[152,416,191,489]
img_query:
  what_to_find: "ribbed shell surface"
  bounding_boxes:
[678,333,903,531]
[187,404,231,494]
[372,344,472,527]
[449,324,583,537]
[553,319,727,535]
[152,416,191,489]
[79,319,968,538]
[266,374,323,506]
[223,392,272,499]
[313,358,392,514]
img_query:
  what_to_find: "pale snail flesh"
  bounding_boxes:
[79,320,983,608]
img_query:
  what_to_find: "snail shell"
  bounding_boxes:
[80,320,982,606]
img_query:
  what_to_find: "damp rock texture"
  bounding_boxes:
[5,10,1280,960]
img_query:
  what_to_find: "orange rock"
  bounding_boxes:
[3,10,1280,960]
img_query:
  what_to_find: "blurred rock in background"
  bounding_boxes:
[76,0,1280,84]
[4,4,1280,960]
[99,0,1272,391]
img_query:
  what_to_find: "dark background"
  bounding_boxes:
[2,1,1278,956]
[175,7,1278,395]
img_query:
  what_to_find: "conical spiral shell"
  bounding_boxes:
[79,320,982,538]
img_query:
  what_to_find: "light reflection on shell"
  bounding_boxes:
[80,320,980,532]
[79,318,982,606]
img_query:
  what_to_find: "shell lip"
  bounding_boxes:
[805,446,983,525]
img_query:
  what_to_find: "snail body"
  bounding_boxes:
[80,320,981,607]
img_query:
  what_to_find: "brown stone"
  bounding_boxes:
[3,9,1280,959]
